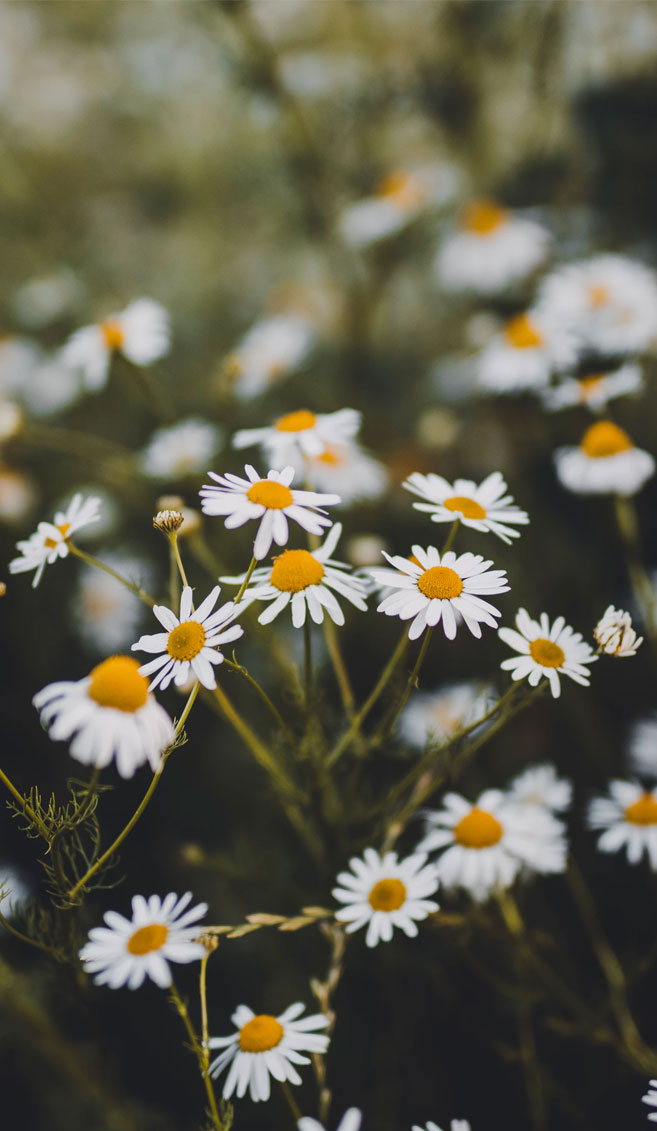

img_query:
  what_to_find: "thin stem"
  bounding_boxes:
[441,517,461,555]
[223,657,295,742]
[0,766,50,840]
[235,556,257,604]
[199,953,212,1072]
[613,495,657,655]
[322,616,356,720]
[373,627,434,745]
[169,982,223,1131]
[303,617,313,707]
[169,532,189,589]
[67,543,155,607]
[280,1080,302,1123]
[0,907,63,959]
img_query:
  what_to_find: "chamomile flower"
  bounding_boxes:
[506,764,572,813]
[435,198,550,295]
[403,471,529,545]
[209,1003,330,1102]
[299,1109,362,1131]
[498,608,597,698]
[223,314,315,400]
[398,680,495,749]
[132,585,243,692]
[628,715,657,778]
[33,656,175,778]
[9,492,101,587]
[73,553,150,654]
[0,864,31,920]
[339,165,458,248]
[79,892,207,989]
[417,789,567,901]
[587,781,657,869]
[303,441,389,504]
[221,523,368,628]
[594,605,643,657]
[140,419,223,479]
[537,255,657,355]
[0,464,36,523]
[233,407,360,470]
[371,546,509,641]
[554,420,655,496]
[542,363,643,413]
[199,465,340,560]
[477,309,578,394]
[413,1121,471,1131]
[333,848,439,947]
[643,1080,657,1121]
[62,298,170,392]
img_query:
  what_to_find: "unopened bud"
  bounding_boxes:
[153,509,184,534]
[594,605,643,658]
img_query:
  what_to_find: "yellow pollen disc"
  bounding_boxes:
[238,1015,284,1053]
[504,313,543,350]
[275,409,317,433]
[453,807,504,849]
[443,495,487,520]
[408,554,422,566]
[529,637,565,668]
[167,620,206,661]
[368,877,407,912]
[317,447,342,466]
[417,565,463,600]
[44,521,71,550]
[461,198,508,235]
[87,655,149,712]
[589,284,609,308]
[376,170,425,209]
[577,374,605,400]
[270,549,324,593]
[101,319,124,351]
[127,922,168,955]
[624,793,657,826]
[580,420,634,459]
[246,480,294,509]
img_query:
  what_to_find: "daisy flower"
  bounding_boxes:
[339,164,458,248]
[588,781,657,869]
[554,420,655,497]
[221,523,368,628]
[224,313,315,400]
[79,892,207,989]
[140,419,223,479]
[0,864,31,921]
[233,407,360,470]
[413,1121,471,1131]
[417,789,567,901]
[499,608,597,698]
[333,848,439,947]
[628,715,657,779]
[536,255,657,355]
[435,198,550,295]
[209,1002,329,1102]
[302,441,389,504]
[398,680,495,749]
[132,585,243,692]
[73,552,150,654]
[299,1109,362,1131]
[477,309,578,394]
[61,298,170,392]
[506,764,572,813]
[371,546,509,641]
[33,655,175,779]
[594,605,643,658]
[9,492,101,587]
[199,464,340,560]
[403,471,529,545]
[0,464,36,523]
[643,1080,657,1121]
[542,362,643,413]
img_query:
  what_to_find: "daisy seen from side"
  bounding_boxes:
[79,892,207,989]
[223,314,315,400]
[554,420,655,497]
[498,608,597,698]
[61,298,170,392]
[435,198,550,295]
[332,847,439,947]
[209,1002,329,1102]
[303,440,389,504]
[339,164,459,248]
[233,407,360,469]
[403,470,529,545]
[9,492,101,587]
[542,363,643,413]
[588,781,657,869]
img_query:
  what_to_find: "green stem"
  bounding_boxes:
[613,495,657,655]
[373,627,434,745]
[0,766,50,840]
[169,982,223,1131]
[441,517,461,555]
[223,657,295,742]
[303,617,313,708]
[322,616,356,720]
[0,907,63,959]
[169,532,189,589]
[280,1080,302,1122]
[67,543,156,607]
[235,556,257,604]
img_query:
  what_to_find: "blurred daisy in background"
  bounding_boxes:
[233,407,360,470]
[506,764,572,813]
[33,655,174,778]
[554,420,655,496]
[398,680,495,749]
[132,585,243,691]
[477,309,578,394]
[417,788,567,901]
[0,464,36,523]
[9,492,101,587]
[0,864,31,921]
[200,464,340,560]
[61,298,170,392]
[223,313,315,400]
[403,470,529,544]
[642,1080,657,1122]
[499,608,597,697]
[303,441,389,504]
[413,1121,471,1131]
[593,605,643,658]
[73,552,151,654]
[371,546,509,641]
[339,164,459,248]
[628,715,657,778]
[79,891,207,989]
[588,781,657,869]
[140,418,223,479]
[298,1108,362,1131]
[435,198,550,295]
[542,362,643,413]
[209,1002,329,1102]
[333,847,439,947]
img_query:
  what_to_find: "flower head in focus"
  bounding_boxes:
[9,493,101,587]
[333,847,439,947]
[594,605,643,657]
[62,299,170,392]
[132,585,243,691]
[435,198,550,295]
[499,609,597,698]
[554,421,655,497]
[588,781,657,869]
[403,471,529,544]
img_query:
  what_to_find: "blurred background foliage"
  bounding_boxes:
[2,2,657,1129]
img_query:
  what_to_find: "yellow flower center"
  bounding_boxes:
[453,807,504,848]
[101,319,124,351]
[528,637,565,668]
[127,923,169,955]
[589,284,609,308]
[376,170,425,209]
[275,409,317,433]
[246,480,294,509]
[317,447,342,466]
[443,495,487,520]
[417,565,463,600]
[87,655,149,712]
[238,1015,284,1053]
[580,420,634,459]
[270,549,324,593]
[167,621,206,661]
[461,198,508,235]
[577,374,606,400]
[624,793,657,826]
[368,877,407,912]
[504,313,543,350]
[44,521,71,550]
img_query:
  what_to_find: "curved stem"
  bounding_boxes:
[223,657,295,742]
[0,766,50,840]
[235,556,257,604]
[373,627,434,745]
[0,907,63,959]
[67,543,156,607]
[441,517,461,555]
